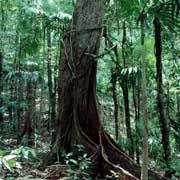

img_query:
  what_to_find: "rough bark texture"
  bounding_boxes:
[154,17,171,178]
[50,1,167,179]
[56,0,104,152]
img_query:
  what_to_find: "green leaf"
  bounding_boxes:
[69,159,78,165]
[2,159,12,172]
[66,152,73,157]
[22,148,29,159]
[0,150,8,157]
[7,159,16,168]
[29,148,37,158]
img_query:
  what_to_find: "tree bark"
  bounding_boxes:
[47,28,56,131]
[140,17,149,180]
[21,79,35,145]
[154,17,171,178]
[111,67,119,140]
[176,93,180,128]
[39,26,46,131]
[55,0,104,153]
[15,39,23,135]
[121,21,134,159]
[132,80,140,165]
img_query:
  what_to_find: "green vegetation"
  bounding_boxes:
[0,0,180,179]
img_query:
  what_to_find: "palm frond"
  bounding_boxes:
[148,0,180,31]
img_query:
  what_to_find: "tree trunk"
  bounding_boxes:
[39,26,46,131]
[140,17,149,180]
[16,40,23,135]
[111,67,119,140]
[21,79,35,145]
[49,1,167,179]
[130,24,140,164]
[175,93,180,149]
[47,28,56,131]
[132,80,140,165]
[154,17,171,178]
[121,21,134,159]
[177,93,180,125]
[55,0,105,153]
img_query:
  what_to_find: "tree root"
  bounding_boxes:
[46,126,167,180]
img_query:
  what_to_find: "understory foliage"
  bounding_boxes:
[0,0,180,179]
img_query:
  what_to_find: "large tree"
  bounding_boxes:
[50,1,166,179]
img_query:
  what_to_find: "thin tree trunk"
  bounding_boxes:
[175,93,180,149]
[132,80,140,165]
[12,32,19,133]
[111,67,119,140]
[53,55,57,126]
[47,28,56,131]
[39,26,46,131]
[140,17,149,180]
[130,24,140,164]
[16,39,23,135]
[177,93,180,124]
[8,77,16,131]
[122,21,134,159]
[137,78,141,164]
[154,17,171,178]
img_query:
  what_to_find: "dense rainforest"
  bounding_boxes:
[0,0,180,180]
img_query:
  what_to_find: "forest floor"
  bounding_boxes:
[0,135,179,180]
[0,136,72,180]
